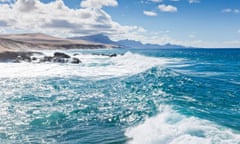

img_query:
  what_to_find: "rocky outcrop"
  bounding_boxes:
[35,52,81,64]
[0,51,121,64]
[71,57,81,64]
[92,53,118,57]
[0,51,40,62]
[53,52,71,59]
[0,51,81,64]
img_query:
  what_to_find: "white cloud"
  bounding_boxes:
[15,0,36,12]
[0,0,203,48]
[188,34,195,38]
[223,40,240,48]
[158,4,177,12]
[222,8,240,13]
[0,0,14,2]
[0,0,146,41]
[234,9,240,13]
[222,8,232,13]
[0,0,236,48]
[143,10,157,16]
[189,0,200,3]
[80,0,118,9]
[149,0,163,2]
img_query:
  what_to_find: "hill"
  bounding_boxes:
[70,34,186,49]
[0,33,112,52]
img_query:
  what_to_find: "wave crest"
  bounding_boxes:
[0,51,182,79]
[125,105,240,144]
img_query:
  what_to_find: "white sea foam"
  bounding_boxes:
[125,105,240,144]
[0,51,181,79]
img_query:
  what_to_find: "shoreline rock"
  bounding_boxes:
[0,51,121,64]
[0,51,81,64]
[92,53,118,57]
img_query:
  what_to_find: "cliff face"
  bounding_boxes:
[0,33,112,52]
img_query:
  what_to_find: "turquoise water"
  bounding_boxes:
[0,49,240,143]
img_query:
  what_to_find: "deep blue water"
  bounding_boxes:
[0,48,240,143]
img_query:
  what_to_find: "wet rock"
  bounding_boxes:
[52,57,68,63]
[31,57,37,61]
[42,56,53,62]
[15,54,31,62]
[71,57,81,64]
[92,53,118,57]
[0,51,82,64]
[53,52,70,59]
[109,53,117,57]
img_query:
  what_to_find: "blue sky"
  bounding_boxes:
[0,0,240,47]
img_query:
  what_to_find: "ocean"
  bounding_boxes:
[0,48,240,144]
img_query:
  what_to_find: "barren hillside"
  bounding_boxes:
[0,33,113,52]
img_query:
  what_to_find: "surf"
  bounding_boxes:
[125,105,240,144]
[0,51,182,79]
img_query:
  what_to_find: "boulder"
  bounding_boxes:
[31,57,37,61]
[41,56,53,62]
[109,53,117,57]
[53,52,71,59]
[15,54,31,62]
[52,57,68,63]
[0,51,82,64]
[71,57,81,64]
[92,53,118,57]
[73,53,79,56]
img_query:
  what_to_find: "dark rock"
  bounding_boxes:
[0,52,18,62]
[0,51,45,63]
[0,51,82,64]
[15,55,31,62]
[41,56,53,62]
[52,57,68,63]
[14,56,22,63]
[92,53,118,57]
[53,52,70,59]
[71,58,81,64]
[50,52,71,63]
[31,57,37,61]
[109,53,117,57]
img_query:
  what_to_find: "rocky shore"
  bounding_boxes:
[0,33,119,64]
[0,51,119,64]
[0,51,82,64]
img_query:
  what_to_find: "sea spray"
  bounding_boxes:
[0,51,181,79]
[126,105,240,144]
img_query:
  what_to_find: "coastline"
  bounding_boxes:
[0,33,117,62]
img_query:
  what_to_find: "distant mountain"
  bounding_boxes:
[69,34,187,49]
[117,39,186,49]
[117,40,145,49]
[69,34,118,46]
